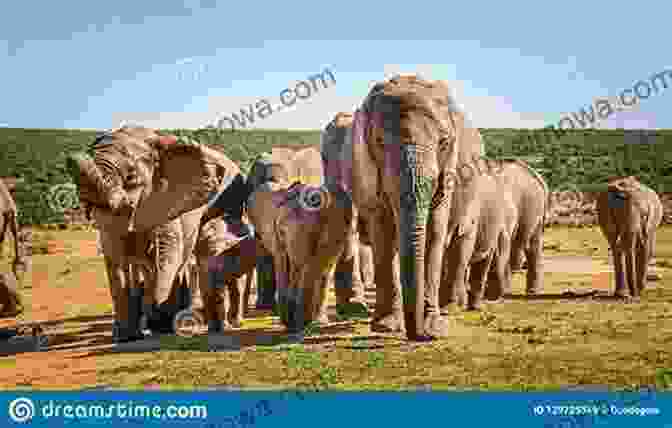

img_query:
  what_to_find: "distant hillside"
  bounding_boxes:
[0,127,670,225]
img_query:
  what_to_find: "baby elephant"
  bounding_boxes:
[596,176,663,299]
[440,173,518,312]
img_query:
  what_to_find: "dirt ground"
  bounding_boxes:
[0,226,670,390]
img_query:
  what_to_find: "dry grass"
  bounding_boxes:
[0,225,670,391]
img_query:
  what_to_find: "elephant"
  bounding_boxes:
[596,175,663,298]
[208,147,368,320]
[0,179,26,278]
[322,74,484,341]
[242,148,355,332]
[66,126,250,342]
[457,158,549,299]
[438,172,518,312]
[359,242,374,288]
[496,159,549,296]
[194,215,257,332]
[0,272,23,318]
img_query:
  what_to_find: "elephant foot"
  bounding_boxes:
[466,301,483,311]
[526,286,541,296]
[208,320,230,334]
[422,312,450,340]
[484,289,504,301]
[614,290,630,299]
[371,312,404,333]
[143,305,176,335]
[336,301,369,320]
[112,321,145,343]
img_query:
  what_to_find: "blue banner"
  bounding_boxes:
[1,391,669,427]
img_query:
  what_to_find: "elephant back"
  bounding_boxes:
[321,112,354,194]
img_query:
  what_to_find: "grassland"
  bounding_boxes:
[0,225,670,391]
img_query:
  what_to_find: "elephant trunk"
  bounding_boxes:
[399,145,435,341]
[65,153,131,215]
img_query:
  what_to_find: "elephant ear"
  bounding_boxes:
[131,135,240,232]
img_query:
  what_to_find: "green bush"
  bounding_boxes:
[2,127,670,225]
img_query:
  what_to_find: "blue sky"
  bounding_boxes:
[0,0,669,131]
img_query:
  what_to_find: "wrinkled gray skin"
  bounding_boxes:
[439,173,517,312]
[324,75,484,341]
[244,148,358,332]
[0,179,26,278]
[359,242,374,287]
[486,159,549,298]
[66,126,247,342]
[596,176,663,298]
[194,216,256,332]
[241,149,368,319]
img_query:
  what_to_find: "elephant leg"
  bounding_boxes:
[635,238,649,296]
[189,261,205,323]
[467,251,495,311]
[370,207,404,334]
[612,241,628,298]
[439,235,473,314]
[316,272,331,325]
[256,253,276,309]
[8,212,24,277]
[525,224,543,295]
[104,257,141,342]
[509,231,526,272]
[360,244,374,287]
[228,276,245,328]
[485,232,511,302]
[204,257,229,333]
[0,214,6,258]
[623,235,637,299]
[242,272,252,315]
[273,250,293,330]
[334,239,369,319]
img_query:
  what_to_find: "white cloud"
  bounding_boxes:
[112,77,548,131]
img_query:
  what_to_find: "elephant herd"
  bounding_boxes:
[0,74,664,344]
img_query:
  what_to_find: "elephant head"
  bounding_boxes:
[355,74,483,340]
[66,126,248,233]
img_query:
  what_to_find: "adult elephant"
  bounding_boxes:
[596,175,663,298]
[66,126,249,342]
[0,179,25,277]
[325,75,484,341]
[486,158,549,299]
